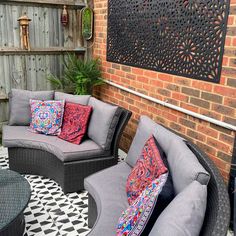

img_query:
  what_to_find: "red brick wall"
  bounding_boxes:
[92,0,236,180]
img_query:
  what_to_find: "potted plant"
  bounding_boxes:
[47,54,103,95]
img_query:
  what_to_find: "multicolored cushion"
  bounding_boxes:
[117,173,168,236]
[29,99,65,135]
[142,137,175,234]
[59,102,93,145]
[126,135,168,205]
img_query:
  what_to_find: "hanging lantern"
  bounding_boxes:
[61,5,69,27]
[81,6,94,41]
[18,15,31,51]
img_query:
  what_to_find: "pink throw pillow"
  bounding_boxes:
[58,102,93,145]
[126,135,168,205]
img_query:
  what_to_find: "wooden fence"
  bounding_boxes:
[0,0,86,129]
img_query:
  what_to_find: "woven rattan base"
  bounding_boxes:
[0,213,25,236]
[8,147,117,193]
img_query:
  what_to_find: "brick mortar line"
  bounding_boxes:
[103,79,236,132]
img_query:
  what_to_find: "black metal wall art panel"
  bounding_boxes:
[107,0,230,83]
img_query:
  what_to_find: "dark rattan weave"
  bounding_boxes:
[0,213,25,236]
[186,141,230,236]
[8,108,131,193]
[0,170,31,236]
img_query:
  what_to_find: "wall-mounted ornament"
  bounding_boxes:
[81,6,94,41]
[18,15,31,51]
[107,0,230,83]
[61,5,69,27]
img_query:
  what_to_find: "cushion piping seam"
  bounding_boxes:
[3,138,104,155]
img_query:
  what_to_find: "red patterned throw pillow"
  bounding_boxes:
[59,102,92,145]
[126,135,168,205]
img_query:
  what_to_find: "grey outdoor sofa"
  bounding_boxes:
[2,89,131,193]
[85,115,230,236]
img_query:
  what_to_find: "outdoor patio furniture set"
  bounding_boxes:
[1,89,231,235]
[2,89,131,193]
[86,116,230,236]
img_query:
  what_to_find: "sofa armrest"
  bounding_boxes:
[110,107,132,158]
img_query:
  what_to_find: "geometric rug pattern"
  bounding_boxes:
[0,147,234,236]
[0,146,127,236]
[0,147,90,236]
[23,176,89,236]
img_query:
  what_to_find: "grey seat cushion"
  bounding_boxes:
[149,181,207,236]
[8,89,54,126]
[88,97,121,150]
[54,92,90,105]
[126,116,210,194]
[3,126,110,162]
[84,162,131,236]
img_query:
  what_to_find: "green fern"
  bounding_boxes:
[46,74,64,90]
[47,54,103,95]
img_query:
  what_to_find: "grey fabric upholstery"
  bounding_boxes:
[3,126,109,162]
[167,138,210,194]
[54,92,90,105]
[8,89,54,126]
[126,116,210,194]
[88,97,121,150]
[85,115,230,236]
[84,162,131,236]
[149,181,207,236]
[126,116,182,167]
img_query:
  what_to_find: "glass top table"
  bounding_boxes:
[0,169,31,236]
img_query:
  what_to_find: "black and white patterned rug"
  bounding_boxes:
[0,147,127,236]
[0,147,90,236]
[0,147,234,236]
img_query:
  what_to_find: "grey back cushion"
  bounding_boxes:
[149,181,207,236]
[127,115,182,167]
[88,97,121,150]
[167,138,210,194]
[126,115,210,194]
[8,89,54,126]
[54,92,90,105]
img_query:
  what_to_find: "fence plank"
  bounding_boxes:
[0,57,6,97]
[0,47,86,55]
[2,0,85,7]
[0,4,83,49]
[0,2,85,126]
[0,101,8,124]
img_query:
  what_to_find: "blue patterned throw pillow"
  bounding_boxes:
[29,99,65,135]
